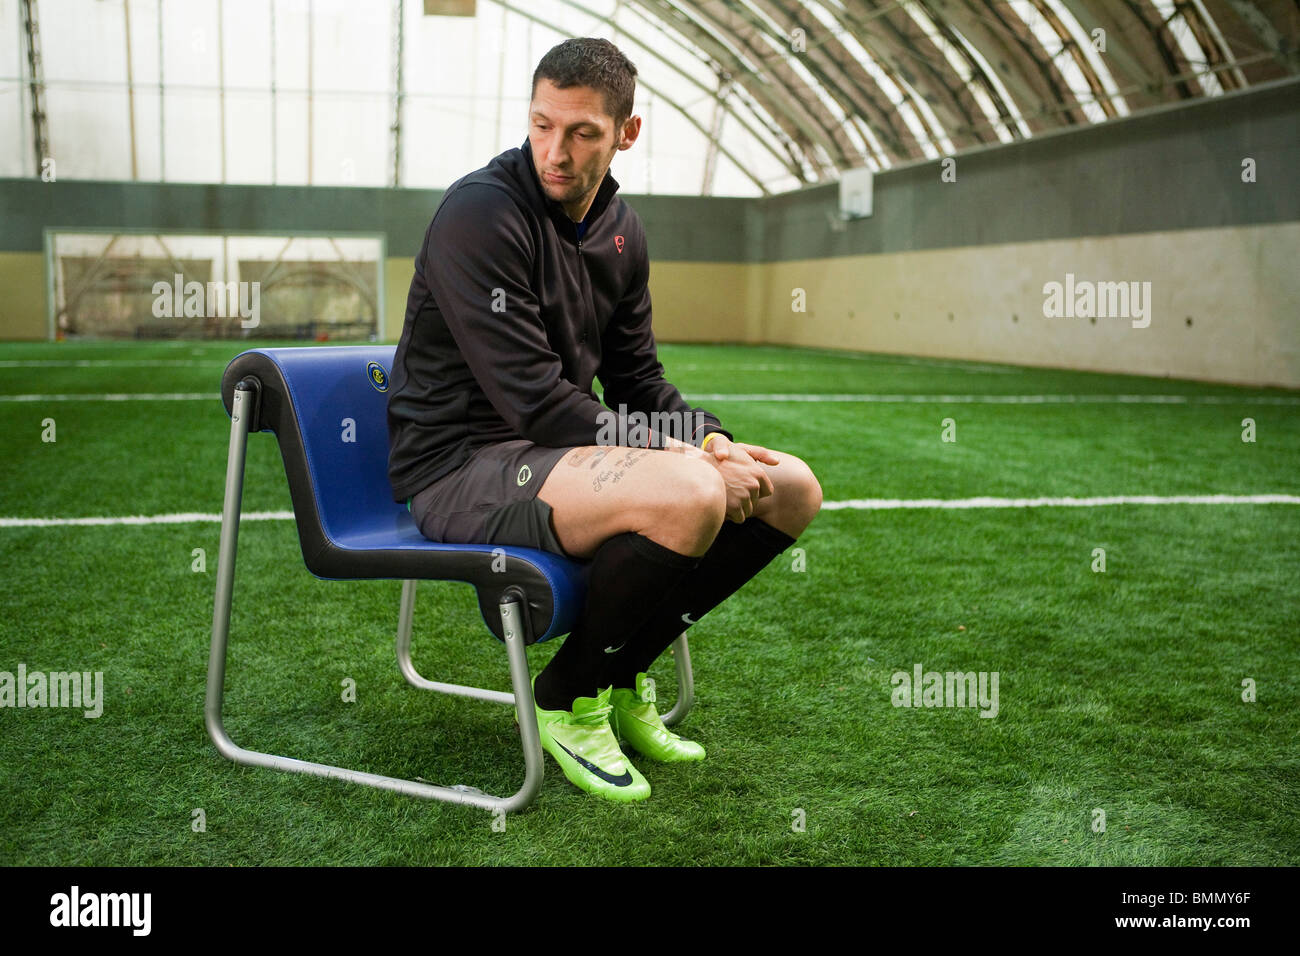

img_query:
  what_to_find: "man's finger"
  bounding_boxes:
[740,443,780,465]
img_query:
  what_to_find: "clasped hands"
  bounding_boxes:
[662,434,779,523]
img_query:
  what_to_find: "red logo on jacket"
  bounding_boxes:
[614,235,625,254]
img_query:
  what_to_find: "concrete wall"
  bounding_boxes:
[758,223,1300,387]
[1,77,1296,385]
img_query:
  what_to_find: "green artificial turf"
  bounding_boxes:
[0,339,1296,865]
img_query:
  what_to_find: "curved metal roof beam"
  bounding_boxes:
[1131,0,1211,98]
[677,0,862,174]
[924,0,1062,132]
[630,0,846,181]
[620,0,823,177]
[1178,0,1248,89]
[752,0,899,160]
[1030,0,1126,118]
[1057,0,1169,111]
[979,0,1092,126]
[1217,0,1300,74]
[1151,0,1233,91]
[912,0,1029,141]
[784,0,958,156]
[846,0,1000,149]
[757,0,929,160]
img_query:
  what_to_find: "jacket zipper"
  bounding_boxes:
[575,231,594,348]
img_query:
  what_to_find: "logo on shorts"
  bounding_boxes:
[517,465,532,486]
[366,362,389,392]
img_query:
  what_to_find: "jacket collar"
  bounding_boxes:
[519,137,620,234]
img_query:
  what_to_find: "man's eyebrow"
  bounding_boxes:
[530,111,602,130]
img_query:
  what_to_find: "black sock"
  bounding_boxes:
[534,531,702,711]
[605,517,797,689]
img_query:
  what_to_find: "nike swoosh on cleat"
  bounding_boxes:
[681,613,697,625]
[604,642,626,654]
[551,739,634,786]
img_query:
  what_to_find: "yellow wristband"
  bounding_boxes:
[701,432,723,451]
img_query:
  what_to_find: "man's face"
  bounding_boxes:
[529,78,640,222]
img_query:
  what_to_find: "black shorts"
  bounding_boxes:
[409,439,574,556]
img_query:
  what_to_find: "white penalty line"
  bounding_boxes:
[4,495,1299,527]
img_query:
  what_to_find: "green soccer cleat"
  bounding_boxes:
[610,673,706,763]
[524,681,651,802]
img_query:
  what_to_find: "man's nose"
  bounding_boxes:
[544,135,570,167]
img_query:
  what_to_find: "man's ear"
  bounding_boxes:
[617,114,642,151]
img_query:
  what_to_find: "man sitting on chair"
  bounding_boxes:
[387,37,822,803]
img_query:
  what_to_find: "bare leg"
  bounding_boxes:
[537,446,727,559]
[749,450,824,538]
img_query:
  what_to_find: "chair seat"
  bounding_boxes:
[326,512,589,643]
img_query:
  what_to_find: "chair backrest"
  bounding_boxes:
[221,345,405,570]
[220,344,590,643]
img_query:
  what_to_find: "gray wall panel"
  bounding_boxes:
[1,78,1295,259]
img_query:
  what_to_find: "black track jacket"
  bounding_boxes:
[386,137,732,503]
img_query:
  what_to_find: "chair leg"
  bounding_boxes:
[395,580,512,705]
[659,633,695,727]
[204,384,542,812]
[399,582,694,727]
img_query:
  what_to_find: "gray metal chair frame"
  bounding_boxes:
[206,381,695,813]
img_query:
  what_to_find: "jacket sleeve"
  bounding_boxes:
[422,183,645,448]
[597,224,732,448]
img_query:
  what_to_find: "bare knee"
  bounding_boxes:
[643,458,725,556]
[764,453,823,536]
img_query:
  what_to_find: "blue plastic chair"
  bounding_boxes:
[205,345,695,812]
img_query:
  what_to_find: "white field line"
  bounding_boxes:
[0,360,226,368]
[690,393,1300,404]
[4,496,1299,528]
[0,511,295,527]
[0,393,216,402]
[5,392,1299,405]
[820,494,1300,511]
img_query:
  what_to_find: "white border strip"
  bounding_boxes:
[4,392,1299,405]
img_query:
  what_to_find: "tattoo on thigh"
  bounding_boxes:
[590,447,656,490]
[566,448,595,468]
[612,448,652,469]
[592,467,624,492]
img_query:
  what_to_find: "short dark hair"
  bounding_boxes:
[531,38,637,127]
